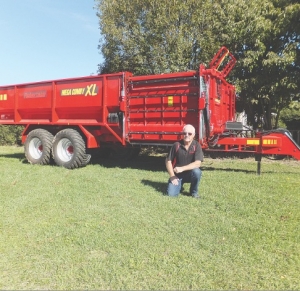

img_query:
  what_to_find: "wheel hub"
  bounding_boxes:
[57,138,74,162]
[29,137,43,159]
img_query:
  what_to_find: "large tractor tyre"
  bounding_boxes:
[24,129,54,165]
[52,129,88,169]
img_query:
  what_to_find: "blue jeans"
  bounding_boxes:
[167,168,202,197]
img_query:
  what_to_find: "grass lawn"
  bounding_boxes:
[0,145,299,290]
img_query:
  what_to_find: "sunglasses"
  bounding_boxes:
[182,132,193,136]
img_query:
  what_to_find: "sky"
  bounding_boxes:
[0,0,103,86]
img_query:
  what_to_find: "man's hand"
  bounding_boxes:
[173,166,183,174]
[170,175,179,185]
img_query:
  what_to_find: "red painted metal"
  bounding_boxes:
[0,47,299,161]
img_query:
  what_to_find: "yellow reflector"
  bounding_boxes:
[246,139,260,145]
[168,96,173,107]
[0,94,7,101]
[263,139,278,145]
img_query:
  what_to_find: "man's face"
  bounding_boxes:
[182,126,195,143]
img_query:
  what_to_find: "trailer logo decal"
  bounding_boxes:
[61,84,98,97]
[85,84,98,96]
[24,90,47,98]
[0,94,7,101]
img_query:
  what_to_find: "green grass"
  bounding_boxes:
[0,146,299,290]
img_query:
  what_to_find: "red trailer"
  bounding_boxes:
[1,47,299,169]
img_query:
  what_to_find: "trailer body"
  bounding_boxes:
[1,47,299,168]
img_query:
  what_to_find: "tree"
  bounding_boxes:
[96,0,300,129]
[280,101,300,130]
[226,0,300,129]
[95,0,218,75]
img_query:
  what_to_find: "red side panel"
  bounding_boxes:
[126,71,203,143]
[0,87,15,122]
[0,74,125,125]
[16,83,52,122]
[54,78,103,123]
[201,68,236,136]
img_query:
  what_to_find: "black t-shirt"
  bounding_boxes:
[166,139,204,167]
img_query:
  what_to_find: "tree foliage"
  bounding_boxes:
[96,0,300,129]
[229,0,300,129]
[280,101,300,129]
[0,125,24,145]
[96,0,219,75]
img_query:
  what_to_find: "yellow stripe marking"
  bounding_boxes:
[246,139,260,145]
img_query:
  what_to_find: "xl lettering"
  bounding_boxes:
[85,84,98,96]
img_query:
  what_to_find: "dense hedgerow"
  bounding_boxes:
[0,125,24,145]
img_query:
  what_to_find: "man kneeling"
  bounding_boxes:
[165,124,203,198]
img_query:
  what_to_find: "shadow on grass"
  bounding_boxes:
[1,152,255,173]
[141,179,167,194]
[1,150,295,175]
[91,154,258,173]
[202,166,256,174]
[141,179,194,197]
[0,152,26,161]
[91,154,167,172]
